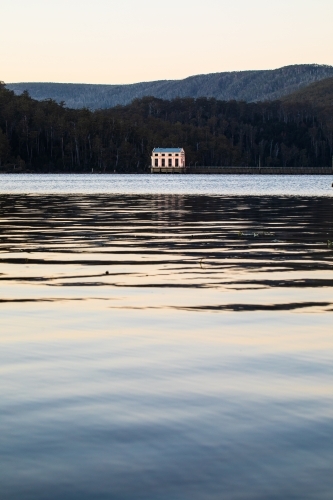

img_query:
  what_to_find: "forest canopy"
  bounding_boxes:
[0,82,332,172]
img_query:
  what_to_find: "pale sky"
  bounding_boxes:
[1,0,333,84]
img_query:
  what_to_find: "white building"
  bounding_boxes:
[151,148,186,172]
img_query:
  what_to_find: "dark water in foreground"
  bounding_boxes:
[1,187,333,499]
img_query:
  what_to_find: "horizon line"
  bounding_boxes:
[5,63,333,87]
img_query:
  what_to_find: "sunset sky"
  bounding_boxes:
[2,0,333,84]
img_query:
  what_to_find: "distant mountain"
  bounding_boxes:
[282,76,333,107]
[6,64,333,110]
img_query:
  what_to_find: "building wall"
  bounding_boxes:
[151,151,185,168]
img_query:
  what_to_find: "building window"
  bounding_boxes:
[162,159,165,167]
[169,154,172,156]
[175,154,179,156]
[155,153,159,156]
[175,159,179,167]
[155,159,158,167]
[168,159,172,167]
[162,154,165,156]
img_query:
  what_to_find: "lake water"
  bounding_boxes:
[1,175,333,500]
[0,173,333,196]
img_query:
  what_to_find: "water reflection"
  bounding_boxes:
[0,194,332,311]
[0,194,333,500]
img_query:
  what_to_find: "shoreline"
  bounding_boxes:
[1,169,333,176]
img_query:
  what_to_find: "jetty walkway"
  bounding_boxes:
[151,166,333,175]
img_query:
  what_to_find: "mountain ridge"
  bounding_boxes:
[6,64,333,110]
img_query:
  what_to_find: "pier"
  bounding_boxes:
[151,166,333,175]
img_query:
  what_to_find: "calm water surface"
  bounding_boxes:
[0,173,333,195]
[1,175,333,499]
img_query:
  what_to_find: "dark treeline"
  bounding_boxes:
[0,82,332,172]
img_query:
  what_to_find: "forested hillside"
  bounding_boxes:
[282,77,333,107]
[6,64,333,110]
[0,82,332,173]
